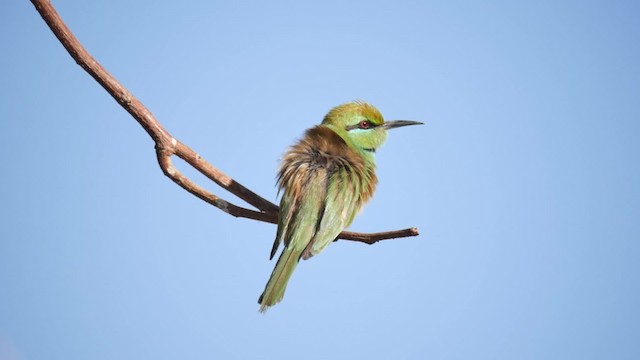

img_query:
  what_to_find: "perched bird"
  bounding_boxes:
[258,101,422,312]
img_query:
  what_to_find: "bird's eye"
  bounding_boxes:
[359,120,370,129]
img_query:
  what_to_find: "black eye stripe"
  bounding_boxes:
[345,121,379,131]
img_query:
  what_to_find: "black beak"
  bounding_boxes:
[382,120,424,130]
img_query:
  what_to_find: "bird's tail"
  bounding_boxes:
[258,246,300,313]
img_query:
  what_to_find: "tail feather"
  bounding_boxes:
[258,247,300,313]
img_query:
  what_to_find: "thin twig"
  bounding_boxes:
[30,0,420,243]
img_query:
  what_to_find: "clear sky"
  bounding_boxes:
[2,1,639,359]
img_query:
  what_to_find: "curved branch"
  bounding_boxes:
[30,0,420,243]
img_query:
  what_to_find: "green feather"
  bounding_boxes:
[259,167,328,310]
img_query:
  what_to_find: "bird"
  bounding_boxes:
[258,101,422,312]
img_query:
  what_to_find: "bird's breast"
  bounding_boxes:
[277,125,377,207]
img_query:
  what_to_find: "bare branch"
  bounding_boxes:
[337,228,420,244]
[30,0,420,243]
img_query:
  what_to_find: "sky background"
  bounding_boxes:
[2,1,639,359]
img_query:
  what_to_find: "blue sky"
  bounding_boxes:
[2,1,639,359]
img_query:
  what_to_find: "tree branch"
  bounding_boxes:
[30,0,420,244]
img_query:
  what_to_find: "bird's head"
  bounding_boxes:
[321,101,423,154]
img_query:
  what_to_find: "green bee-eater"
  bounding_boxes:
[258,101,422,312]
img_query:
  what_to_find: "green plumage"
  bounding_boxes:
[258,101,422,312]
